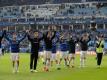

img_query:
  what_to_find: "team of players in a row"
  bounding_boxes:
[0,27,104,73]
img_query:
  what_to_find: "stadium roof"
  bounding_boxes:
[0,0,107,7]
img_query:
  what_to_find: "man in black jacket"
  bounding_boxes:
[43,26,56,71]
[68,33,79,68]
[27,30,43,72]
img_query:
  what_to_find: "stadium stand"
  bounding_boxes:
[0,0,107,53]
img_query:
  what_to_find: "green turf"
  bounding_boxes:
[0,53,107,80]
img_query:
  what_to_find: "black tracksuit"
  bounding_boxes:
[27,35,43,70]
[68,38,78,54]
[44,31,56,51]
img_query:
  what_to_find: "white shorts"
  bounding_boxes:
[69,54,75,58]
[80,51,87,58]
[0,48,2,56]
[44,51,51,59]
[51,54,56,61]
[39,51,45,57]
[11,53,19,61]
[60,51,68,59]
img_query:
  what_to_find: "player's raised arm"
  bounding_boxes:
[39,31,44,41]
[5,31,12,42]
[51,31,56,40]
[87,33,91,43]
[18,31,27,43]
[51,26,56,40]
[26,30,33,42]
[0,29,6,40]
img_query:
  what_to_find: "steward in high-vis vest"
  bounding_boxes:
[96,35,104,68]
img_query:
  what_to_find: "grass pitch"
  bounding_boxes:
[0,53,107,80]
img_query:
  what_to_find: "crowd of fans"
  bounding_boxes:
[0,2,107,19]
